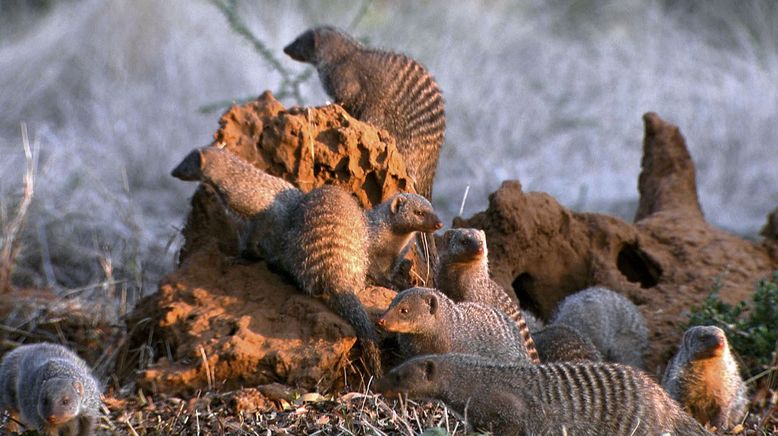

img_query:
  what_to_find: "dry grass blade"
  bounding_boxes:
[0,123,37,292]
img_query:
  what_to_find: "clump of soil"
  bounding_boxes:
[454,112,778,372]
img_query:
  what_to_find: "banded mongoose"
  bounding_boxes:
[662,325,748,430]
[172,147,445,375]
[377,353,711,435]
[550,286,648,368]
[365,194,442,288]
[436,228,540,364]
[532,324,603,363]
[284,26,445,199]
[377,287,533,363]
[0,343,101,436]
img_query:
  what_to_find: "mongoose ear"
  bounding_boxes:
[427,294,438,315]
[423,360,436,380]
[390,195,406,214]
[73,380,84,397]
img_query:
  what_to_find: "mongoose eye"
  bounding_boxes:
[414,210,424,217]
[61,397,70,406]
[400,307,409,315]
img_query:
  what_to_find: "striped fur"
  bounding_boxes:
[172,146,301,218]
[279,186,382,374]
[532,324,603,363]
[378,354,711,435]
[284,26,445,199]
[378,287,532,364]
[551,287,648,368]
[436,228,541,364]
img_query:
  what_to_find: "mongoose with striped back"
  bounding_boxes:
[0,342,101,436]
[377,353,711,435]
[364,194,442,288]
[532,324,603,363]
[377,287,533,363]
[550,286,648,368]
[435,228,540,364]
[172,146,443,375]
[662,325,748,430]
[284,26,445,199]
[172,146,441,285]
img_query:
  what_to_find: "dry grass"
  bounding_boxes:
[96,388,469,436]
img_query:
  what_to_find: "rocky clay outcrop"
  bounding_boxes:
[125,102,776,395]
[454,112,778,372]
[125,93,409,394]
[125,247,395,394]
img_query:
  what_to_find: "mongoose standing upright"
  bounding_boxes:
[377,287,533,363]
[550,286,648,368]
[172,147,445,376]
[532,324,603,363]
[377,353,711,435]
[0,342,101,436]
[662,325,748,430]
[436,228,540,364]
[284,26,445,199]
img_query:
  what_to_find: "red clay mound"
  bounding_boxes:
[454,112,777,373]
[124,93,409,395]
[126,246,394,394]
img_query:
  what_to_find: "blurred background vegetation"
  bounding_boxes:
[0,0,776,308]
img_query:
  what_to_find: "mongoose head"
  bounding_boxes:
[284,26,361,66]
[171,147,206,181]
[682,325,730,360]
[376,355,442,399]
[439,228,488,264]
[37,377,83,425]
[384,193,442,235]
[377,287,444,333]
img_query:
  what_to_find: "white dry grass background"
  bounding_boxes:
[1,0,777,304]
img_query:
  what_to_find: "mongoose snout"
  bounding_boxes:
[283,28,317,62]
[686,326,726,358]
[171,148,205,181]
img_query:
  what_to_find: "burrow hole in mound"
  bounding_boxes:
[512,272,542,317]
[616,243,662,288]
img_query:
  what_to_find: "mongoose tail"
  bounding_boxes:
[437,228,540,364]
[326,291,382,377]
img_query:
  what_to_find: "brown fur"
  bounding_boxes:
[662,325,747,429]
